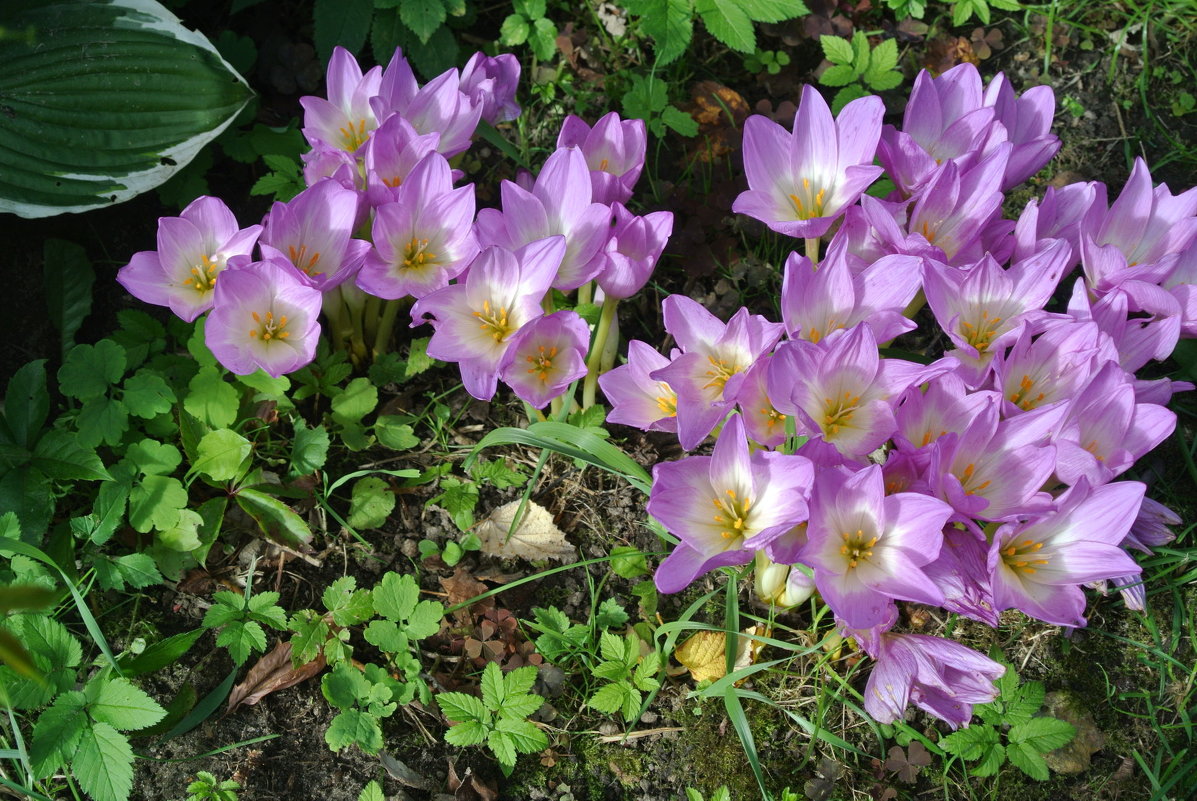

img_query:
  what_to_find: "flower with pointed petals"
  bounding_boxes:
[736,356,788,449]
[475,147,612,291]
[922,528,1000,626]
[992,320,1105,415]
[1012,180,1101,264]
[905,144,1010,264]
[803,465,951,629]
[259,179,371,291]
[597,204,673,300]
[893,373,997,455]
[498,311,589,408]
[205,257,322,377]
[651,295,784,450]
[598,340,679,433]
[767,323,953,460]
[988,479,1144,627]
[860,631,1005,729]
[357,153,478,299]
[779,246,921,345]
[362,115,442,207]
[733,85,884,239]
[1065,279,1181,373]
[1085,157,1197,274]
[1161,243,1197,337]
[411,239,566,400]
[371,63,482,158]
[982,72,1060,190]
[117,196,261,323]
[299,46,382,154]
[459,52,521,124]
[557,112,648,205]
[649,416,814,594]
[1125,497,1179,553]
[834,194,943,266]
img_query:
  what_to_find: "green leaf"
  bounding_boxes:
[184,366,239,429]
[289,612,330,666]
[216,620,266,665]
[375,416,419,451]
[59,340,126,400]
[481,661,505,709]
[158,507,203,551]
[373,572,420,621]
[326,708,383,752]
[363,619,407,653]
[865,68,903,91]
[594,660,630,681]
[437,691,488,724]
[599,631,626,663]
[500,13,530,45]
[469,459,528,489]
[405,337,436,378]
[696,0,755,52]
[497,692,542,720]
[0,0,253,218]
[358,780,385,801]
[235,488,313,549]
[820,34,855,65]
[127,475,188,533]
[429,476,478,531]
[348,476,396,530]
[331,378,378,425]
[322,661,368,708]
[610,546,649,579]
[122,371,177,419]
[1006,741,1049,781]
[125,438,183,477]
[76,396,130,448]
[30,691,88,779]
[30,429,110,481]
[596,598,629,628]
[636,0,694,65]
[1006,680,1045,725]
[3,360,49,448]
[850,31,870,74]
[1009,717,1076,752]
[114,553,163,589]
[487,728,517,767]
[588,682,628,715]
[118,629,204,676]
[939,724,1000,761]
[529,17,559,61]
[400,0,446,43]
[866,37,898,73]
[43,239,94,357]
[660,104,699,137]
[444,718,487,746]
[737,0,808,22]
[322,576,375,627]
[406,600,444,640]
[313,0,374,63]
[89,677,168,731]
[831,83,870,114]
[633,653,662,691]
[515,0,547,17]
[496,715,548,753]
[972,741,1006,777]
[504,665,539,699]
[247,591,288,629]
[72,721,133,801]
[193,429,252,482]
[289,420,330,475]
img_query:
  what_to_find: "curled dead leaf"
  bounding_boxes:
[476,500,576,562]
[226,640,325,713]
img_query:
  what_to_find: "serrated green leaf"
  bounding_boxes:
[429,477,477,531]
[30,691,87,779]
[193,429,252,482]
[323,577,375,627]
[610,546,649,579]
[498,692,542,719]
[76,395,129,448]
[500,12,530,44]
[289,612,330,666]
[831,83,870,114]
[736,0,808,22]
[820,34,855,65]
[184,366,239,429]
[696,0,755,52]
[115,553,162,588]
[375,416,419,450]
[332,378,378,425]
[481,661,505,710]
[660,104,699,137]
[865,69,903,91]
[529,17,558,61]
[326,708,383,752]
[939,724,999,760]
[533,606,570,634]
[125,438,182,477]
[122,371,176,418]
[595,598,630,629]
[593,661,629,681]
[437,691,488,724]
[348,476,395,530]
[1006,741,1049,780]
[322,661,368,708]
[59,340,126,400]
[850,31,870,74]
[401,0,446,43]
[504,665,538,699]
[637,0,693,65]
[406,600,444,640]
[444,718,487,746]
[588,682,628,715]
[633,652,662,691]
[1009,717,1075,751]
[358,780,384,801]
[1005,680,1045,725]
[158,507,203,552]
[868,37,898,73]
[289,420,330,475]
[496,715,548,753]
[373,572,420,621]
[487,728,517,767]
[127,475,187,533]
[362,619,406,653]
[31,429,110,481]
[313,0,373,63]
[515,0,547,17]
[89,677,167,731]
[972,741,1006,776]
[599,630,626,663]
[216,620,266,665]
[72,721,133,801]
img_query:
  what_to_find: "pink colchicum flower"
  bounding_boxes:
[988,479,1145,627]
[597,204,673,300]
[860,631,1005,729]
[557,112,648,205]
[992,321,1106,416]
[357,153,478,300]
[651,295,784,451]
[475,147,612,291]
[735,356,789,449]
[300,46,382,154]
[411,238,566,401]
[803,465,952,629]
[905,144,1010,264]
[733,85,884,239]
[117,197,261,323]
[459,52,521,125]
[259,179,370,291]
[497,311,590,408]
[982,72,1060,190]
[362,115,442,208]
[598,340,679,433]
[204,257,323,377]
[649,416,814,594]
[371,53,482,158]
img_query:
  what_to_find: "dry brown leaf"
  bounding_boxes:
[476,501,576,562]
[226,640,325,713]
[440,566,489,610]
[446,761,498,801]
[674,626,768,683]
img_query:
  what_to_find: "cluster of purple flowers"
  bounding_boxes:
[118,47,671,410]
[602,64,1193,729]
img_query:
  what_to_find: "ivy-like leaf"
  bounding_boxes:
[184,366,239,429]
[59,340,126,401]
[348,476,396,530]
[122,371,176,418]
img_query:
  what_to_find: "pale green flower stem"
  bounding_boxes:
[805,236,820,269]
[581,294,619,409]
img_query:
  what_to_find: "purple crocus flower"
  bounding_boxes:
[982,72,1060,190]
[892,373,996,456]
[733,85,884,239]
[259,179,371,291]
[651,295,785,450]
[557,112,648,205]
[357,153,478,299]
[802,465,952,629]
[1125,496,1180,553]
[922,528,1000,626]
[118,197,262,323]
[371,55,482,158]
[204,256,323,377]
[992,320,1105,416]
[649,415,814,593]
[1065,279,1181,374]
[362,114,442,207]
[498,311,590,408]
[475,147,612,291]
[1085,157,1197,274]
[833,194,944,265]
[411,238,566,400]
[459,52,521,125]
[735,356,788,449]
[597,204,673,300]
[1161,243,1197,336]
[988,479,1145,627]
[860,631,1005,729]
[905,144,1010,265]
[779,246,922,345]
[300,46,382,154]
[1012,181,1101,264]
[599,340,679,433]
